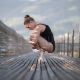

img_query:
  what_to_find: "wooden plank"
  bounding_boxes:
[0,51,80,80]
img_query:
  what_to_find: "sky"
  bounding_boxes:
[0,0,80,41]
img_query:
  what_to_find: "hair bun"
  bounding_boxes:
[24,15,30,18]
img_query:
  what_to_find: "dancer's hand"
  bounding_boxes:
[29,30,39,44]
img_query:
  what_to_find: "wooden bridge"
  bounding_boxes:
[0,51,80,80]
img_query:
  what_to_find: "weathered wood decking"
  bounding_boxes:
[0,51,80,80]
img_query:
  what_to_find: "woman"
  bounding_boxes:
[24,15,55,53]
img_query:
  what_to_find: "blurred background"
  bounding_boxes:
[0,0,80,57]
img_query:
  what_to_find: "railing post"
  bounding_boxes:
[67,33,69,56]
[79,28,80,58]
[72,30,74,57]
[64,35,65,55]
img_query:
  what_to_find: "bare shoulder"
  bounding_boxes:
[35,24,46,32]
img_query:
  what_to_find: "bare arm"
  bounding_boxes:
[29,25,46,47]
[34,24,46,34]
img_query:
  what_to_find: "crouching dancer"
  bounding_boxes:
[24,15,55,53]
